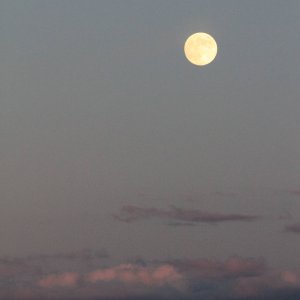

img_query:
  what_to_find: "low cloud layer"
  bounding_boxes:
[114,205,259,225]
[86,263,181,286]
[38,272,79,288]
[2,252,300,300]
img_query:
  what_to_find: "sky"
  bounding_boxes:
[0,1,300,299]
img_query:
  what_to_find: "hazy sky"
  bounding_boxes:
[1,1,300,299]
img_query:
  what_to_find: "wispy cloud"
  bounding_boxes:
[113,205,259,225]
[285,223,300,234]
[288,190,300,196]
[172,256,266,279]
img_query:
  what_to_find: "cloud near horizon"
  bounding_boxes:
[2,252,300,300]
[86,263,182,286]
[113,205,259,225]
[37,272,80,288]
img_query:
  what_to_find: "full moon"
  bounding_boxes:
[184,32,217,66]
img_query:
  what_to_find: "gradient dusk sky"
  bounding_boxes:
[1,1,300,299]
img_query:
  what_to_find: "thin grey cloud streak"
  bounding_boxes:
[2,253,300,300]
[0,249,108,280]
[285,223,300,234]
[26,248,109,262]
[113,205,259,225]
[171,256,266,279]
[288,190,300,196]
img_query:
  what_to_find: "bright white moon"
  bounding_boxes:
[184,32,218,66]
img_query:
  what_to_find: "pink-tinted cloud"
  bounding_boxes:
[114,205,259,224]
[37,272,79,288]
[2,252,300,300]
[285,223,300,234]
[86,263,182,286]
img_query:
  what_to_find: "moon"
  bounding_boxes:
[184,32,218,66]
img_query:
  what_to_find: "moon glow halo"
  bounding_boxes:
[184,32,217,66]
